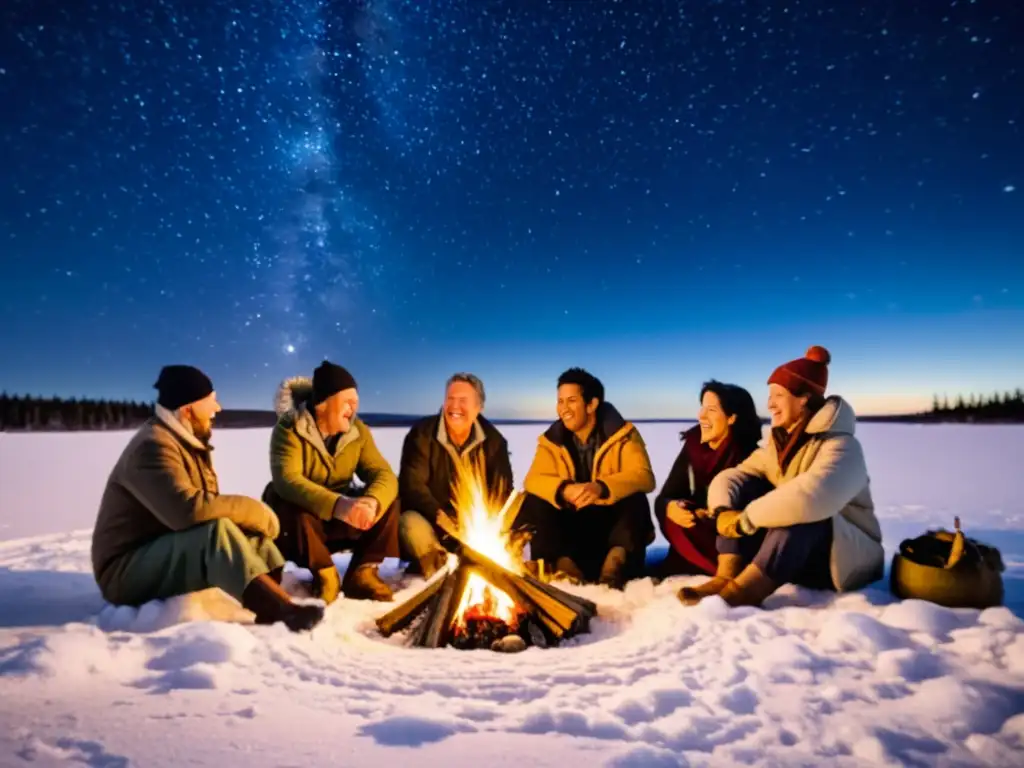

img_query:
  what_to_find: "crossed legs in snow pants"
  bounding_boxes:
[515,491,654,582]
[717,519,835,589]
[263,485,400,574]
[99,518,286,607]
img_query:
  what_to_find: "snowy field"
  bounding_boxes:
[1,422,1023,767]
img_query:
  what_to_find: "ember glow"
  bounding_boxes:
[448,457,524,630]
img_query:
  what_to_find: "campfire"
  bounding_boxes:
[376,458,597,651]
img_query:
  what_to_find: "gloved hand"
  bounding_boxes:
[261,504,281,539]
[716,509,755,539]
[239,500,279,539]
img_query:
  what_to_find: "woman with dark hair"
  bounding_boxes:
[652,381,762,578]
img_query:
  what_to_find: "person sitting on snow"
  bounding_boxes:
[680,346,884,608]
[263,360,400,604]
[652,380,762,579]
[398,372,514,579]
[516,367,656,589]
[91,365,323,632]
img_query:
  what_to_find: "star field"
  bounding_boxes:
[1,0,1022,418]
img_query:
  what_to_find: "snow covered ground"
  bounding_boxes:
[1,422,1023,767]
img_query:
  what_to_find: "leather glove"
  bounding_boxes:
[716,509,755,539]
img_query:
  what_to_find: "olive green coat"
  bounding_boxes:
[269,377,398,520]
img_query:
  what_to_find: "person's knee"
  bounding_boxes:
[400,510,440,549]
[203,518,248,548]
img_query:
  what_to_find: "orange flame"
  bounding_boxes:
[448,454,524,629]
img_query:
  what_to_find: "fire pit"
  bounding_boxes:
[376,460,597,651]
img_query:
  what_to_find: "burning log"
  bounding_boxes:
[375,565,453,638]
[412,566,471,649]
[376,513,597,650]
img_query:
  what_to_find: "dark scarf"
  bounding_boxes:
[772,417,812,473]
[682,427,743,507]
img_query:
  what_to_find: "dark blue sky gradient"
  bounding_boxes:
[1,0,1022,418]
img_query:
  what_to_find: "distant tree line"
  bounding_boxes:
[927,389,1024,423]
[0,393,154,431]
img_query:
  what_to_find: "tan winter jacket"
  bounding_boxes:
[269,377,398,521]
[707,395,884,591]
[91,406,278,598]
[524,402,656,507]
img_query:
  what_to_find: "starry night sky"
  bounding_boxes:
[1,0,1022,419]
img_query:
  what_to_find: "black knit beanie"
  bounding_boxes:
[154,365,214,411]
[311,360,357,406]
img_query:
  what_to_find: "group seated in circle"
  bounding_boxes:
[89,345,884,633]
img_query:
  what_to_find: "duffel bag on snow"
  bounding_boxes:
[890,516,1004,609]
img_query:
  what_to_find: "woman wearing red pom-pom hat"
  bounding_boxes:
[678,346,884,608]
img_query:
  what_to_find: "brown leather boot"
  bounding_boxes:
[678,554,744,606]
[242,574,325,632]
[342,564,394,602]
[598,546,629,589]
[554,556,585,584]
[718,563,778,607]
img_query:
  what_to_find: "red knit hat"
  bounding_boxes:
[768,346,831,397]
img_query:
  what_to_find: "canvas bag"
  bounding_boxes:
[889,517,1004,609]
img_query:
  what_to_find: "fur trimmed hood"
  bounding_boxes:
[274,376,313,418]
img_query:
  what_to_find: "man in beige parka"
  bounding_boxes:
[92,365,323,632]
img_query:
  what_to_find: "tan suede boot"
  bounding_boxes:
[677,554,744,606]
[417,549,448,580]
[342,564,394,602]
[718,563,779,608]
[242,574,325,632]
[315,566,341,605]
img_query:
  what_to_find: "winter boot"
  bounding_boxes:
[342,564,394,602]
[598,546,629,590]
[678,554,744,606]
[315,566,342,605]
[718,563,778,608]
[553,556,585,584]
[416,548,448,580]
[242,574,325,632]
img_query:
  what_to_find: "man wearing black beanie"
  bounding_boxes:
[264,360,400,603]
[90,365,324,632]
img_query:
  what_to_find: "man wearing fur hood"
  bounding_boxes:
[681,346,885,608]
[92,365,323,632]
[264,360,400,602]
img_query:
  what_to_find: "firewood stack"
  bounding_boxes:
[376,524,598,650]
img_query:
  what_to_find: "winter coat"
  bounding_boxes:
[91,406,276,600]
[707,395,884,591]
[269,377,398,521]
[524,402,656,507]
[399,412,514,517]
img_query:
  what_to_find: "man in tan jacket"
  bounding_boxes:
[91,365,323,632]
[681,346,884,608]
[517,367,656,589]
